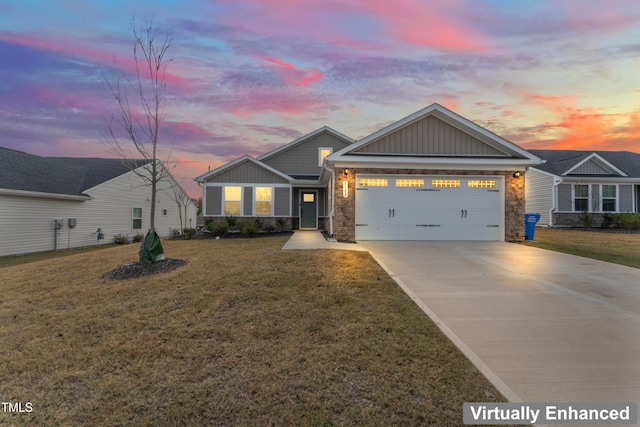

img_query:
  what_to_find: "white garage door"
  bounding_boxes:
[355,175,504,241]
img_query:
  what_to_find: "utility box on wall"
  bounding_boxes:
[53,219,64,229]
[68,218,77,228]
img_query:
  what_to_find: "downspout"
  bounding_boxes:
[323,161,335,237]
[550,176,563,226]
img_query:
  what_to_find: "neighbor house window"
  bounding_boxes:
[574,185,589,211]
[132,207,142,230]
[224,186,241,215]
[602,185,616,212]
[255,187,272,216]
[318,147,333,166]
[162,209,167,216]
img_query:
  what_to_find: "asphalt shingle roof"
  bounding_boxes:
[529,149,640,178]
[0,146,151,196]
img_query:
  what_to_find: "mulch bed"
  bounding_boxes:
[102,258,188,281]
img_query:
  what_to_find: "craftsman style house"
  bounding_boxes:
[196,103,543,241]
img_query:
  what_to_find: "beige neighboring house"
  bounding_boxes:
[196,103,543,242]
[0,146,197,257]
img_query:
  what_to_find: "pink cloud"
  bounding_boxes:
[0,32,191,89]
[523,94,640,153]
[258,56,324,87]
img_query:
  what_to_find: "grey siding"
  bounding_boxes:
[557,184,572,211]
[524,169,555,225]
[274,187,290,216]
[206,160,289,184]
[244,187,253,215]
[205,186,222,216]
[620,185,633,212]
[591,184,600,210]
[262,131,351,176]
[292,188,327,217]
[570,160,611,175]
[353,115,508,156]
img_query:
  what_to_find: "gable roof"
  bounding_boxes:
[194,155,292,183]
[257,126,354,162]
[529,150,640,178]
[329,103,541,167]
[0,146,150,198]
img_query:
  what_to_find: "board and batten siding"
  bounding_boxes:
[524,168,556,226]
[620,185,633,212]
[557,184,572,212]
[274,187,290,216]
[206,160,289,184]
[205,186,222,216]
[352,115,508,157]
[262,132,351,176]
[0,168,196,257]
[570,160,611,175]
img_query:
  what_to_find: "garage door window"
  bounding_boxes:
[359,178,388,187]
[468,180,496,188]
[396,179,424,187]
[432,179,460,188]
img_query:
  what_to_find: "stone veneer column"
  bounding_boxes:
[333,167,356,242]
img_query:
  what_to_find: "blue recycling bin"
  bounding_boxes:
[525,213,541,240]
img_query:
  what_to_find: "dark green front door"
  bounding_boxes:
[300,191,318,229]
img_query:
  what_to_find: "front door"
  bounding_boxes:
[300,191,318,229]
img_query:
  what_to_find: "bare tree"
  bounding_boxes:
[104,18,173,233]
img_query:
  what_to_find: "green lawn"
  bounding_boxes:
[0,237,508,426]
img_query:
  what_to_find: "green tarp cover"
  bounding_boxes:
[139,231,165,264]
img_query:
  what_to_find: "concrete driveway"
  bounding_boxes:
[358,241,640,404]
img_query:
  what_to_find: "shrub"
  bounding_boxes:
[132,233,144,243]
[113,233,129,244]
[183,227,197,239]
[612,213,640,230]
[601,212,614,229]
[578,210,592,228]
[208,220,229,237]
[226,216,237,228]
[204,217,215,229]
[238,220,258,237]
[276,218,286,231]
[254,218,264,230]
[264,224,275,233]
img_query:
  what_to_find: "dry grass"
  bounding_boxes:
[523,228,640,268]
[0,237,507,426]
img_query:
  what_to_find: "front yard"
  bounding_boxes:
[0,237,506,426]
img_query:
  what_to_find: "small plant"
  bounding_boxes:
[264,224,275,233]
[132,233,144,243]
[113,233,129,244]
[238,220,258,237]
[226,215,237,228]
[612,213,640,230]
[578,210,592,229]
[254,218,264,230]
[276,218,286,231]
[601,212,614,229]
[208,220,229,237]
[204,217,215,229]
[183,227,196,239]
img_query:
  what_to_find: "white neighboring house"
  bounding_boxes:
[0,146,197,257]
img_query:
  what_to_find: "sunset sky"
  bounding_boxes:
[1,0,639,196]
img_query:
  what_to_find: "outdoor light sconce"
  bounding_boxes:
[513,171,522,178]
[343,168,350,176]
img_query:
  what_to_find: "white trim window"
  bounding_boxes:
[255,187,273,216]
[224,186,242,215]
[132,207,143,230]
[601,184,617,212]
[318,147,333,167]
[574,184,589,211]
